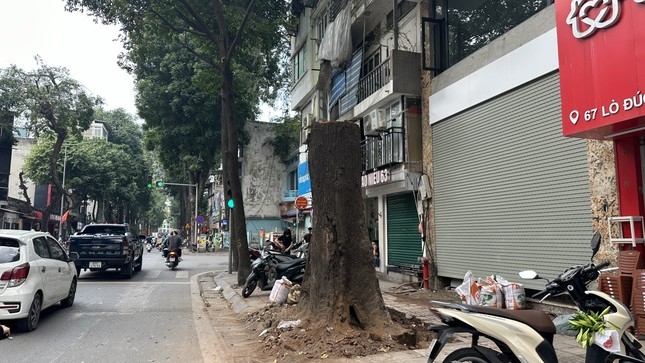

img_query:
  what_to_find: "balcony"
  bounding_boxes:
[353,50,421,117]
[361,127,404,171]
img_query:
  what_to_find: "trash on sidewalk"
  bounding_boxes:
[456,270,525,309]
[277,319,301,329]
[268,276,292,306]
[287,284,301,304]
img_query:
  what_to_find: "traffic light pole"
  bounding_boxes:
[160,182,198,247]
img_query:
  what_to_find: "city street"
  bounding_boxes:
[1,250,229,363]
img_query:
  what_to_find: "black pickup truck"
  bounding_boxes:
[69,223,144,278]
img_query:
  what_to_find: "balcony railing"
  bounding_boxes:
[361,127,404,171]
[357,59,390,102]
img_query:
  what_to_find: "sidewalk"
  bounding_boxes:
[194,271,593,362]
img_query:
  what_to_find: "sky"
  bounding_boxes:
[0,0,138,117]
[0,0,281,122]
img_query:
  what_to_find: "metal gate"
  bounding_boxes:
[432,73,593,289]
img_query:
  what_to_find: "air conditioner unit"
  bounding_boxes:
[363,114,377,135]
[372,109,387,131]
[303,113,313,128]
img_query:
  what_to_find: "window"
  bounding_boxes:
[385,0,417,30]
[292,45,308,83]
[363,49,383,76]
[430,0,552,72]
[316,12,329,41]
[0,239,20,263]
[33,237,50,258]
[46,237,66,261]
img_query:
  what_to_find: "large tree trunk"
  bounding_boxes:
[220,58,250,284]
[298,121,394,333]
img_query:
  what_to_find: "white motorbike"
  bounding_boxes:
[427,232,645,363]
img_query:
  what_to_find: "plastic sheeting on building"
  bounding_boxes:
[318,6,352,68]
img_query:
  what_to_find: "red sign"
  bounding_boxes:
[295,196,308,209]
[557,0,645,138]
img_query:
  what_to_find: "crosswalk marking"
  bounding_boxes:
[175,270,189,279]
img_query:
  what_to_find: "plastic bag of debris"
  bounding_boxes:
[478,276,504,308]
[287,284,301,304]
[268,276,292,305]
[493,275,526,310]
[455,270,480,305]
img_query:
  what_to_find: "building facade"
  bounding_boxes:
[290,0,426,273]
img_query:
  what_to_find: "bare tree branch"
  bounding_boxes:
[211,0,256,62]
[149,7,207,38]
[177,0,221,46]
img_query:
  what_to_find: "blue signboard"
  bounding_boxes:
[298,161,311,196]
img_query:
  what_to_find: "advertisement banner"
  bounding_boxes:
[298,161,311,196]
[557,0,645,138]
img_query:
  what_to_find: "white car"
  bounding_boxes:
[0,230,78,332]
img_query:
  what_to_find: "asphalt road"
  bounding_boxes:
[1,249,230,363]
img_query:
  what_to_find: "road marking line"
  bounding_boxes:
[175,271,189,279]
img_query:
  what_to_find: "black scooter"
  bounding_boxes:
[241,254,305,298]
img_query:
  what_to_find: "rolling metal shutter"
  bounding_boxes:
[432,73,593,290]
[386,193,422,266]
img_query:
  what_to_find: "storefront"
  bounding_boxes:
[556,0,645,252]
[363,167,423,270]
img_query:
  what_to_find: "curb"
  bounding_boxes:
[214,273,251,314]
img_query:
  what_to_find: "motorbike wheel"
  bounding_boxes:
[442,348,489,362]
[242,278,258,298]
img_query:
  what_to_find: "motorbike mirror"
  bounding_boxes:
[519,270,539,280]
[590,231,601,258]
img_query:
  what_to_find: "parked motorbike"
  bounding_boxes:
[165,249,180,270]
[241,254,305,298]
[290,241,309,258]
[249,247,262,262]
[426,232,645,363]
[146,242,152,253]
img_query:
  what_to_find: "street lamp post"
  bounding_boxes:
[58,144,74,240]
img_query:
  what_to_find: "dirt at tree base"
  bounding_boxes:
[237,288,461,362]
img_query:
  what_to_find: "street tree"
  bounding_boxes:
[0,60,101,230]
[23,135,147,231]
[298,122,401,337]
[131,36,222,235]
[65,0,289,282]
[93,107,152,224]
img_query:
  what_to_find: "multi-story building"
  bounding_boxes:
[2,120,110,233]
[290,0,426,274]
[291,0,640,291]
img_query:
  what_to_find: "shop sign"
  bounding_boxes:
[557,0,645,138]
[361,169,389,188]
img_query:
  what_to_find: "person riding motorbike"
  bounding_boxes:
[163,231,182,260]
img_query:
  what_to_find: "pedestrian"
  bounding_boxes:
[278,228,293,253]
[302,227,312,243]
[372,239,380,267]
[1,324,10,340]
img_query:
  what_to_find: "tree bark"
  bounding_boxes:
[220,58,250,283]
[298,122,393,332]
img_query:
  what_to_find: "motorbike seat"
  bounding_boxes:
[465,305,556,335]
[276,258,306,273]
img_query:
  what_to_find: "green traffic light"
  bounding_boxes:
[155,181,164,187]
[147,183,153,189]
[227,199,235,209]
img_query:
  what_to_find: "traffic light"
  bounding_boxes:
[226,180,234,209]
[147,182,153,189]
[155,181,164,187]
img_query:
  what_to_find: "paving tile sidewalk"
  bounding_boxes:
[198,271,596,362]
